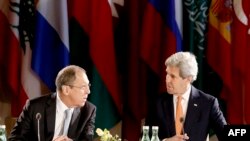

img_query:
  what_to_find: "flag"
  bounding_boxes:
[140,0,183,93]
[183,0,210,89]
[0,0,43,117]
[122,0,182,140]
[230,0,250,124]
[68,0,122,136]
[207,0,232,119]
[121,0,148,140]
[32,0,70,91]
[0,1,24,114]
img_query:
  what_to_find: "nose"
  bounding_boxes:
[166,75,170,83]
[85,86,91,95]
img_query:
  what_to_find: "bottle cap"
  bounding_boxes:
[152,126,158,130]
[0,125,5,129]
[143,126,149,130]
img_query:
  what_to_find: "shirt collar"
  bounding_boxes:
[56,93,69,113]
[182,84,191,101]
[174,84,191,102]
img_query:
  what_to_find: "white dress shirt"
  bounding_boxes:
[53,93,74,139]
[173,85,191,122]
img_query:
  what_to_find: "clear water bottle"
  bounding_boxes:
[141,126,150,141]
[0,125,7,141]
[150,126,160,141]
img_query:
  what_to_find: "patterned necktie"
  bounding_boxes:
[175,96,183,135]
[62,109,72,135]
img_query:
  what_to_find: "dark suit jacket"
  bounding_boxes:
[9,93,96,141]
[146,86,227,141]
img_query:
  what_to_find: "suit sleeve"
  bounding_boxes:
[78,104,96,141]
[210,98,227,141]
[8,100,36,141]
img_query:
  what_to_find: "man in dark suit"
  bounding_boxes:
[9,65,96,141]
[146,52,227,141]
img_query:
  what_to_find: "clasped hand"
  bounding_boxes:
[53,135,73,141]
[163,133,189,141]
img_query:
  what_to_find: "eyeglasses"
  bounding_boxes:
[66,83,91,90]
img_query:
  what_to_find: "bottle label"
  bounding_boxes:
[0,125,7,141]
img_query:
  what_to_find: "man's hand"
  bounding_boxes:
[162,133,189,141]
[53,135,73,141]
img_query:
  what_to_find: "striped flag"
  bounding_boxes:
[68,0,122,137]
[140,0,183,93]
[121,0,148,140]
[0,0,24,116]
[230,0,250,124]
[0,0,70,116]
[0,0,42,116]
[122,0,183,140]
[207,0,232,114]
[32,0,70,91]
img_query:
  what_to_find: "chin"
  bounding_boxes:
[80,102,86,107]
[167,90,174,95]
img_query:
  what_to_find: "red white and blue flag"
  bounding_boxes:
[32,0,70,91]
[0,0,70,116]
[140,0,183,93]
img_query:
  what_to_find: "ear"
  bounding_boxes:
[62,85,70,95]
[186,76,193,83]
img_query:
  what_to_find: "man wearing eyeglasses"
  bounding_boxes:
[9,65,96,141]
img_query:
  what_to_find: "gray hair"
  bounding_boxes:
[165,52,198,82]
[55,65,86,91]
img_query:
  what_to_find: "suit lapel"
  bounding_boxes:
[162,94,176,136]
[68,103,92,139]
[45,93,57,140]
[68,108,81,138]
[184,86,201,134]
